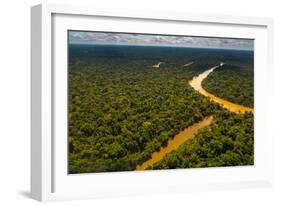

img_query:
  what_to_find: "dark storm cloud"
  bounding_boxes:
[69,31,253,50]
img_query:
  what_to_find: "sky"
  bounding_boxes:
[69,31,254,50]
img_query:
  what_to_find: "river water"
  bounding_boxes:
[136,64,253,170]
[189,66,254,114]
[136,116,213,170]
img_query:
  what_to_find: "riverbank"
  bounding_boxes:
[136,64,253,170]
[135,116,214,170]
[189,65,254,114]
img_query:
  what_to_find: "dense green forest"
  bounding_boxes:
[68,45,254,173]
[202,61,254,108]
[149,111,254,169]
[68,58,220,173]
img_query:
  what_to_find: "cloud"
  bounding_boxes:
[69,31,253,50]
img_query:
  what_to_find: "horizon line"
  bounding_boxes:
[69,42,254,51]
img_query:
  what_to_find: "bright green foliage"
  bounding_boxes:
[68,57,220,173]
[68,45,254,173]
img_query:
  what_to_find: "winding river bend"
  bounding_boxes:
[136,64,253,170]
[189,64,254,114]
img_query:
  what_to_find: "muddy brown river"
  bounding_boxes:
[135,116,214,170]
[189,65,254,114]
[136,64,253,170]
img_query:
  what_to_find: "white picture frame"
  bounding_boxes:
[31,3,274,202]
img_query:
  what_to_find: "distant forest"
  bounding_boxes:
[68,44,254,173]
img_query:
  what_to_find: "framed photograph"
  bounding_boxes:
[31,3,274,201]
